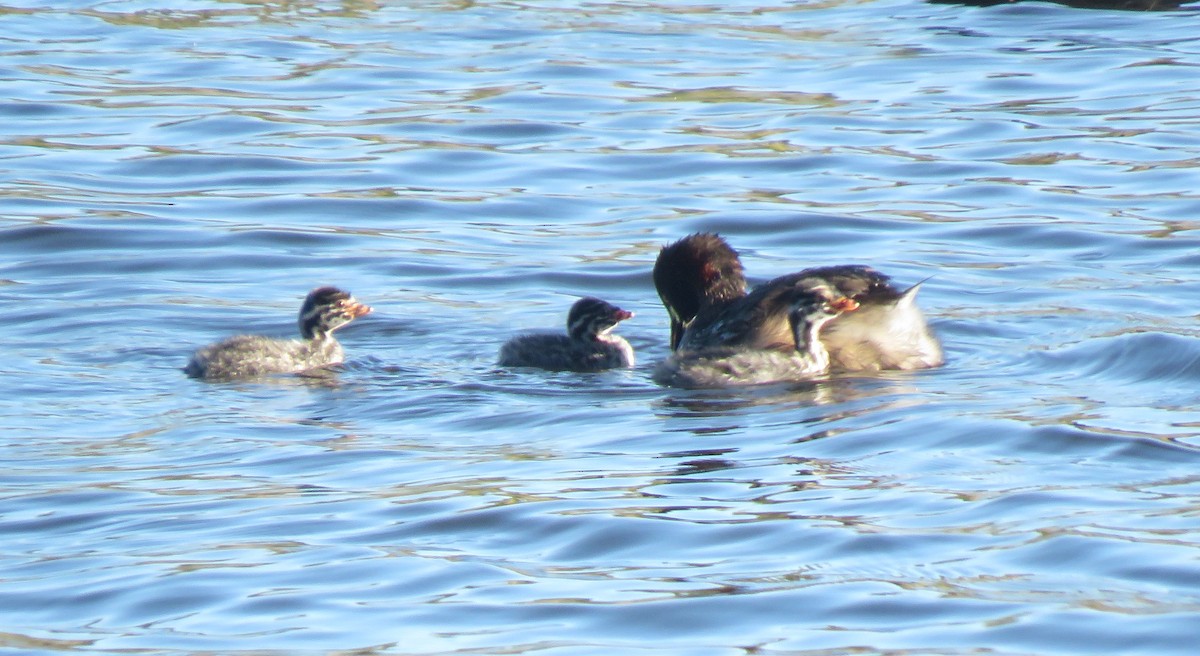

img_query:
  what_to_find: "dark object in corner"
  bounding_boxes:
[930,0,1189,11]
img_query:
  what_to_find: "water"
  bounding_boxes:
[3,0,1200,654]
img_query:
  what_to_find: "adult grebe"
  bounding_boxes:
[653,233,942,372]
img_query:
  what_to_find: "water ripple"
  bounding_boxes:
[2,1,1200,654]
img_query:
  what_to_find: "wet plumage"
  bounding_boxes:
[653,233,942,375]
[185,287,372,380]
[654,281,857,388]
[498,297,635,373]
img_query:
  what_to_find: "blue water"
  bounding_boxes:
[3,1,1200,654]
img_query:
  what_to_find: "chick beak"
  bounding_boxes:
[831,297,859,312]
[346,300,373,318]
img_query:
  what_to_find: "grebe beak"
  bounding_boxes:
[831,297,859,312]
[667,309,685,351]
[347,301,373,318]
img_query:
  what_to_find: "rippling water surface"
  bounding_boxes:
[3,1,1200,654]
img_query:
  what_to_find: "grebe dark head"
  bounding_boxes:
[299,287,372,339]
[653,233,746,349]
[568,297,634,341]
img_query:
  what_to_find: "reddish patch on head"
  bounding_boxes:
[345,300,373,317]
[831,297,859,312]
